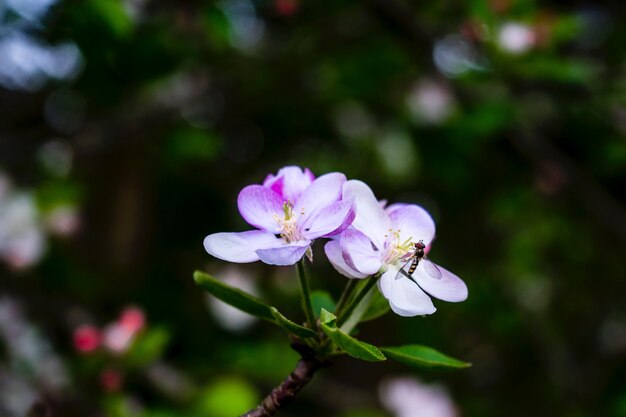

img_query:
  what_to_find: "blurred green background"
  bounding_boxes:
[1,0,626,416]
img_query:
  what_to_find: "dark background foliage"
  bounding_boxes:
[1,0,626,416]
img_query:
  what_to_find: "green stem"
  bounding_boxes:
[337,276,379,326]
[334,279,358,316]
[296,259,316,329]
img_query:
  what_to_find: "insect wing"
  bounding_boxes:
[422,259,443,280]
[395,258,414,280]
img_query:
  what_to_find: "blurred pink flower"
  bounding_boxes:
[100,368,123,392]
[119,306,145,334]
[102,306,146,354]
[274,0,299,16]
[73,324,101,353]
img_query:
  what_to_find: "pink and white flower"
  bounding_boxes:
[379,376,458,417]
[325,180,467,316]
[204,166,355,266]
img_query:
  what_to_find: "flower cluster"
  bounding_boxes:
[73,306,146,355]
[0,170,80,270]
[204,166,467,317]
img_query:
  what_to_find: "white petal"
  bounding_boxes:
[203,231,281,263]
[413,260,468,302]
[263,166,315,202]
[388,204,436,246]
[342,180,391,250]
[340,229,383,275]
[256,241,311,266]
[302,200,355,240]
[293,172,346,218]
[324,240,368,279]
[378,267,436,317]
[237,185,284,232]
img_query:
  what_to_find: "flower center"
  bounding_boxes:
[383,228,414,265]
[273,201,304,243]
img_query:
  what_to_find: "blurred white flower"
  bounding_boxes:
[37,140,74,177]
[220,0,265,51]
[433,34,484,77]
[0,172,10,200]
[206,266,258,332]
[0,297,69,392]
[497,23,535,54]
[335,102,374,139]
[146,362,195,401]
[379,377,459,417]
[0,192,46,269]
[0,33,83,92]
[0,371,38,417]
[5,0,58,22]
[406,80,455,124]
[45,205,80,237]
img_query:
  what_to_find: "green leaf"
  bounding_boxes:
[311,290,336,318]
[194,271,274,321]
[319,309,386,362]
[360,290,390,322]
[380,345,471,370]
[269,307,318,339]
[319,308,336,324]
[194,271,317,339]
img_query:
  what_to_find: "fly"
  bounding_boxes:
[396,240,442,281]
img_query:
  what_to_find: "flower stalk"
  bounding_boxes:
[337,275,379,327]
[334,278,359,317]
[296,259,316,330]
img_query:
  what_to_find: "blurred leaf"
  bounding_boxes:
[103,395,140,417]
[269,307,318,338]
[88,0,134,39]
[320,309,386,362]
[360,290,390,322]
[380,345,471,370]
[311,290,336,317]
[35,181,82,210]
[194,271,274,321]
[164,128,220,167]
[194,377,259,417]
[125,327,170,368]
[219,341,299,381]
[516,57,597,84]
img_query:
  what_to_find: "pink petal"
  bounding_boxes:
[413,260,468,302]
[384,203,408,215]
[263,166,315,202]
[302,199,355,239]
[256,241,311,266]
[293,172,345,220]
[237,185,284,232]
[378,267,436,317]
[324,240,368,279]
[340,229,383,275]
[342,180,391,250]
[204,231,281,263]
[388,204,436,247]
